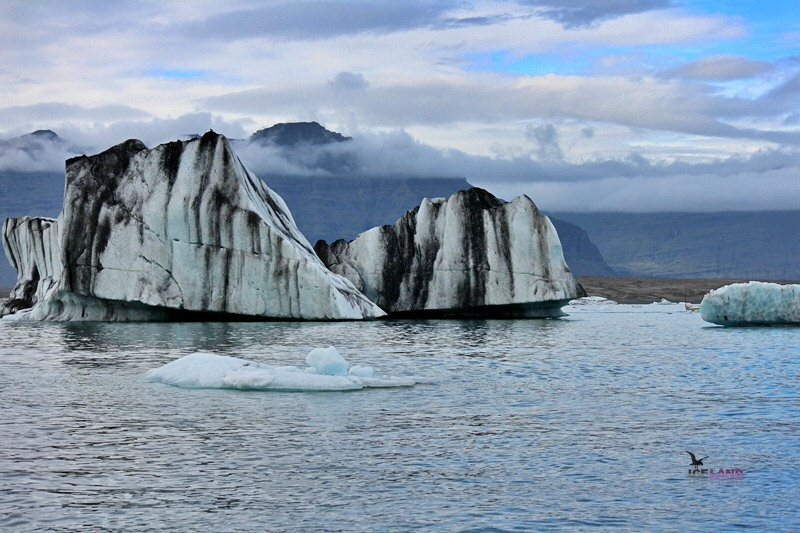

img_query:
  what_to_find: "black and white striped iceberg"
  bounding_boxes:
[315,187,582,317]
[1,131,385,321]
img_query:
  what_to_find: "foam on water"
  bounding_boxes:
[143,348,417,391]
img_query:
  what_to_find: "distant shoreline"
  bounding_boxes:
[3,278,799,307]
[576,276,800,304]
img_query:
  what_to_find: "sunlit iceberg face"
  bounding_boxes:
[143,347,419,392]
[700,282,800,326]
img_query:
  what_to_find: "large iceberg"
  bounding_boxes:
[1,131,384,321]
[700,281,800,326]
[143,347,418,391]
[315,187,582,317]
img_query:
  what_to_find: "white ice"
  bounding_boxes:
[143,348,418,391]
[700,281,800,326]
[305,346,349,376]
[568,296,618,306]
[564,299,690,314]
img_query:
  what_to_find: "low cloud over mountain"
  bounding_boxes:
[2,119,799,212]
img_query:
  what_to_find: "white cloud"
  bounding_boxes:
[0,1,797,212]
[0,113,250,171]
[486,167,800,212]
[204,70,800,146]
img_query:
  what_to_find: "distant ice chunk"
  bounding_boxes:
[568,296,618,306]
[700,281,800,326]
[144,348,418,391]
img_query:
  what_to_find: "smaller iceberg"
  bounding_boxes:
[700,281,800,326]
[143,347,418,391]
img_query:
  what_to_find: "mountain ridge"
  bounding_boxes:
[552,211,800,280]
[250,121,352,146]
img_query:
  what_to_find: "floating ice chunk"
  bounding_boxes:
[568,296,617,305]
[144,348,418,391]
[144,352,248,388]
[258,371,362,391]
[306,346,348,376]
[349,365,374,378]
[700,281,800,326]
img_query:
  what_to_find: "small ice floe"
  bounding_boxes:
[143,347,419,391]
[568,296,618,306]
[655,298,674,305]
[700,281,800,326]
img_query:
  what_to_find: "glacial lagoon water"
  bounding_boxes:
[1,302,798,531]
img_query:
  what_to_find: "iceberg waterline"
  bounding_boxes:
[700,281,800,326]
[143,346,419,392]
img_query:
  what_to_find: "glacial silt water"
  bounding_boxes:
[1,302,798,531]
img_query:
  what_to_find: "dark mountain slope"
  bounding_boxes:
[264,175,470,244]
[250,122,352,146]
[547,218,616,277]
[553,211,800,280]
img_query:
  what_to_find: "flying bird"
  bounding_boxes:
[686,451,708,467]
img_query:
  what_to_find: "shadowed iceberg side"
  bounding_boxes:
[1,131,385,321]
[315,187,583,318]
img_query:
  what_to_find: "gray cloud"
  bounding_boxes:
[766,71,800,99]
[57,113,249,152]
[440,13,519,28]
[328,71,369,93]
[661,55,773,81]
[784,112,800,126]
[0,112,249,171]
[487,166,800,212]
[520,0,673,28]
[526,124,564,161]
[1,0,678,48]
[0,130,82,172]
[233,127,800,212]
[2,121,798,212]
[234,127,800,185]
[0,103,151,129]
[174,1,453,41]
[205,73,800,146]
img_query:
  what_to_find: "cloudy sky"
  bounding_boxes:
[0,0,798,211]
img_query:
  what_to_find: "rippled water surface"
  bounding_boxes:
[1,303,798,531]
